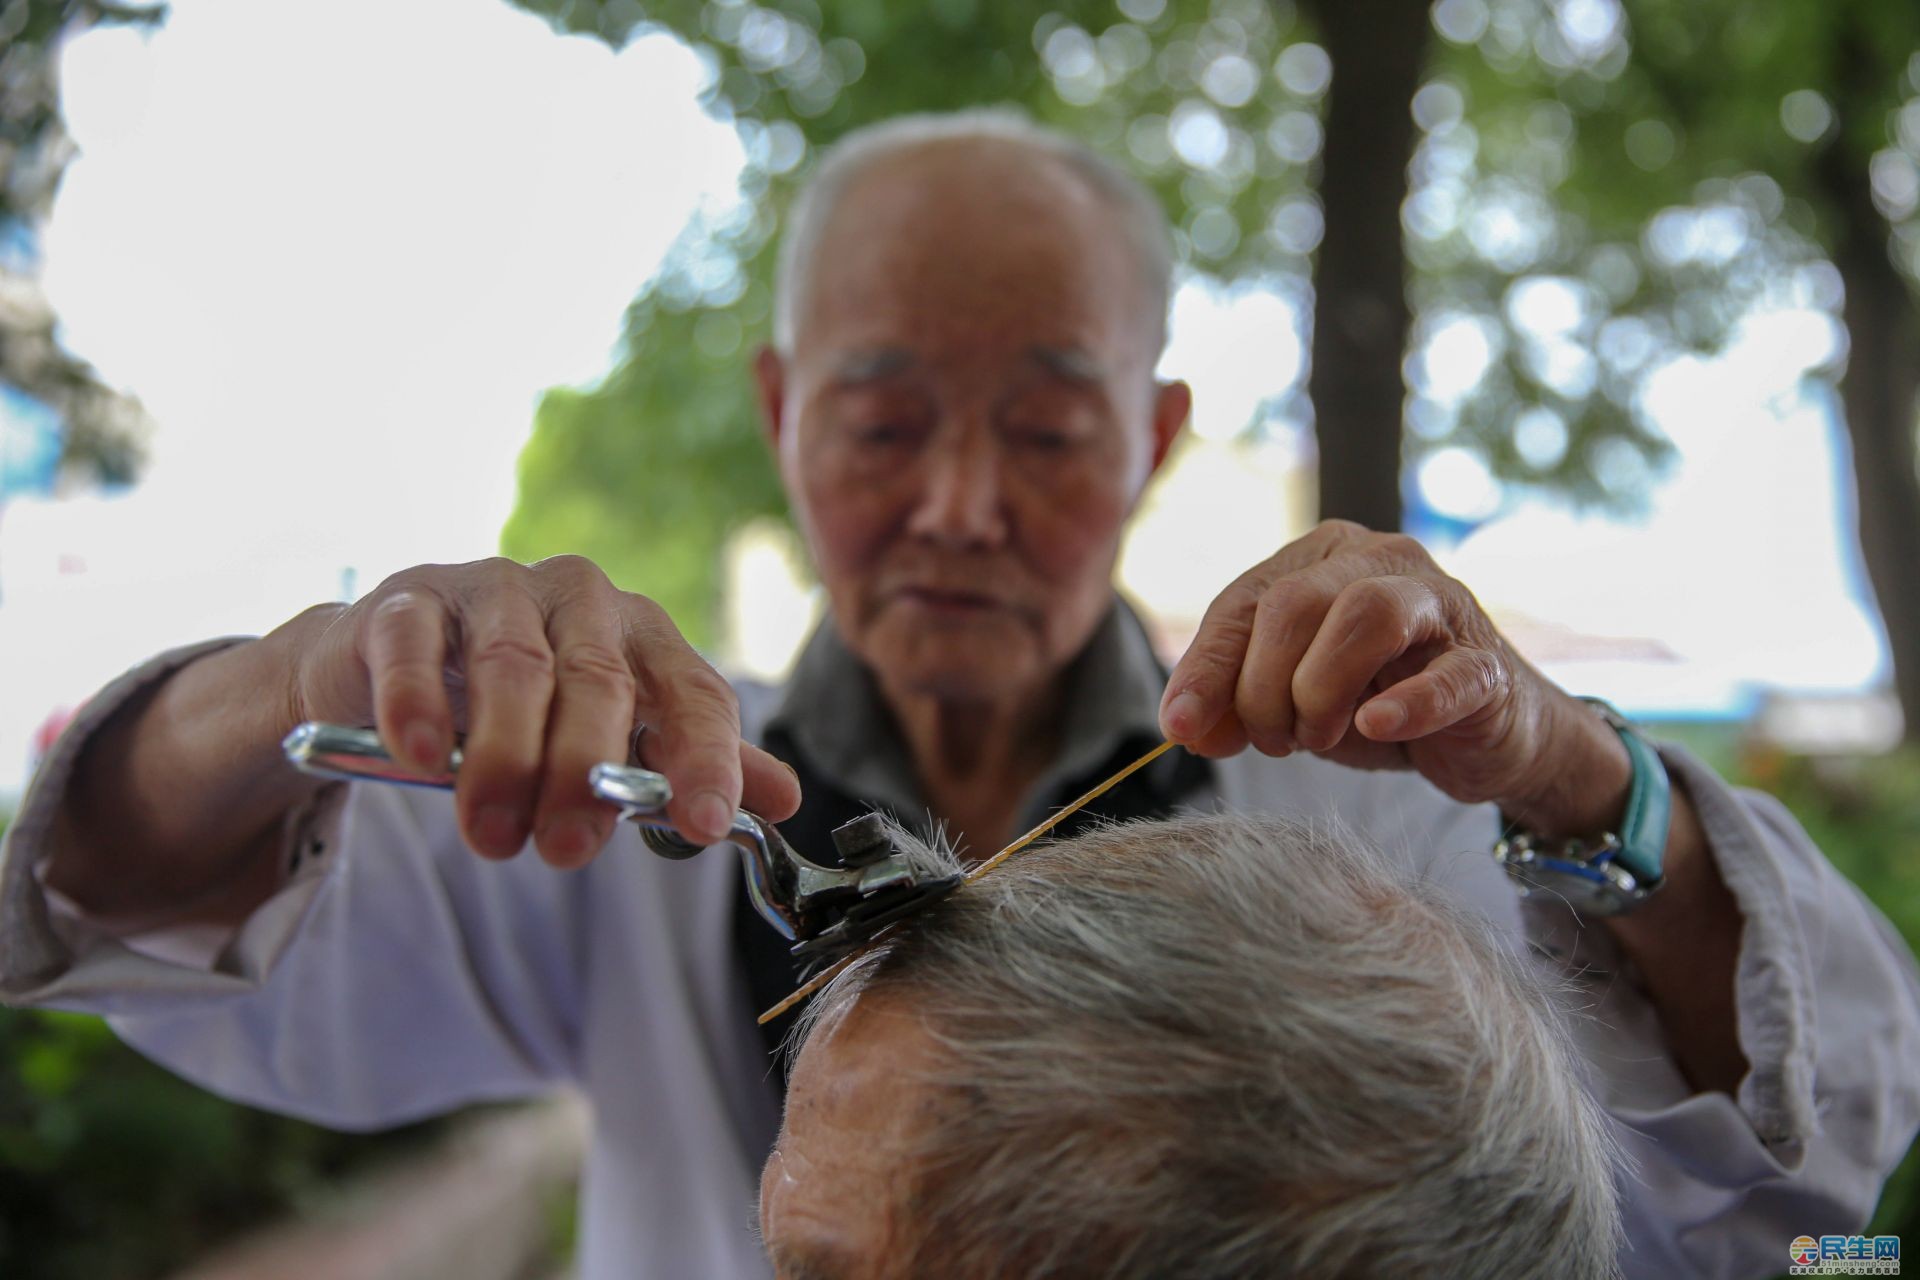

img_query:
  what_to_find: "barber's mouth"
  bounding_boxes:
[895,587,1005,614]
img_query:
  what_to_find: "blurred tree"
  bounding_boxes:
[502,0,1920,742]
[1417,0,1920,732]
[1813,11,1920,743]
[1304,0,1430,533]
[0,0,161,490]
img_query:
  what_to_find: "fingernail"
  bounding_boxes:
[689,792,734,843]
[1163,691,1204,737]
[404,722,444,770]
[1364,699,1406,736]
[475,805,525,856]
[539,814,601,865]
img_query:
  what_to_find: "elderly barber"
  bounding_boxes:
[2,111,1916,1280]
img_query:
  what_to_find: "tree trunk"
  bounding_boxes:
[1302,0,1431,532]
[1818,36,1920,743]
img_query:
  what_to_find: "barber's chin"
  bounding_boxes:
[865,622,1043,701]
[890,661,1034,703]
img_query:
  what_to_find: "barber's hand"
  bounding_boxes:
[282,556,801,868]
[1158,520,1590,816]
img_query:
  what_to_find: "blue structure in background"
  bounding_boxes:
[0,214,66,500]
[0,216,35,275]
[1,384,64,499]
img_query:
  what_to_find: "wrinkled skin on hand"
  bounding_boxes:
[287,555,800,869]
[1158,520,1582,817]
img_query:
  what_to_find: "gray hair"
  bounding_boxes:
[794,812,1624,1279]
[772,108,1174,355]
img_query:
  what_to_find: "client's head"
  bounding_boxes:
[759,813,1622,1279]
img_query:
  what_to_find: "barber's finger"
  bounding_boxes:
[622,602,745,846]
[741,743,803,822]
[1160,575,1262,743]
[363,589,454,773]
[455,582,556,859]
[1291,576,1446,753]
[1160,523,1374,746]
[1233,573,1339,756]
[1356,645,1510,742]
[532,594,639,869]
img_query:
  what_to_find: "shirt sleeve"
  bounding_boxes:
[0,641,584,1130]
[1516,742,1920,1279]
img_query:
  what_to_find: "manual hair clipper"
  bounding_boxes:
[280,723,960,963]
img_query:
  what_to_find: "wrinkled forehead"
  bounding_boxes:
[793,141,1155,369]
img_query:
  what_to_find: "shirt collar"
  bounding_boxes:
[764,596,1173,819]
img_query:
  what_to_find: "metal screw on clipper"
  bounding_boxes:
[831,813,894,868]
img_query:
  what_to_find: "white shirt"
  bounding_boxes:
[2,628,1917,1279]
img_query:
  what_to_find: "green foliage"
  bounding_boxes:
[1416,0,1920,510]
[513,0,1316,281]
[0,803,445,1280]
[0,1001,446,1280]
[1753,748,1920,949]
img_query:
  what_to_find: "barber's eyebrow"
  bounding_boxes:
[1029,344,1105,385]
[831,347,915,384]
[767,1242,858,1280]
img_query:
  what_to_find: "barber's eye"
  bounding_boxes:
[852,423,922,448]
[1009,426,1074,452]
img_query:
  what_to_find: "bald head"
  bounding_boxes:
[773,110,1173,358]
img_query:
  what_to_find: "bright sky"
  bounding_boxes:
[0,0,1892,797]
[2,0,744,792]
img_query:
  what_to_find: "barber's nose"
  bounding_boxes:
[906,427,1008,548]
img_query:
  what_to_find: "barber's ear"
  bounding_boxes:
[1148,379,1191,476]
[753,345,788,448]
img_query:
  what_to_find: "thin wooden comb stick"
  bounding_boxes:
[757,739,1177,1025]
[960,739,1176,885]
